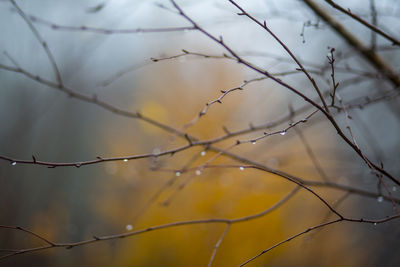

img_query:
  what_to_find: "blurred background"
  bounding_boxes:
[0,0,399,266]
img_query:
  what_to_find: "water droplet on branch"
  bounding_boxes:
[152,148,161,156]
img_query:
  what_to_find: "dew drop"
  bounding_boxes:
[280,131,286,136]
[11,161,17,166]
[152,148,161,156]
[175,171,181,177]
[239,166,244,171]
[126,224,133,231]
[123,159,128,162]
[251,140,256,145]
[201,151,206,156]
[377,196,383,203]
[392,186,397,192]
[195,170,202,176]
[373,223,377,226]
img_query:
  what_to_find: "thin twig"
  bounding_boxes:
[292,120,330,182]
[207,224,230,267]
[369,0,377,50]
[239,213,400,266]
[170,0,400,186]
[25,13,196,35]
[228,0,330,114]
[0,186,300,260]
[323,0,399,46]
[10,0,63,85]
[303,0,400,88]
[328,48,339,106]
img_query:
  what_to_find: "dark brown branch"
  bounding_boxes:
[323,0,400,46]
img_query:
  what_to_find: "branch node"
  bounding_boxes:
[184,134,193,145]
